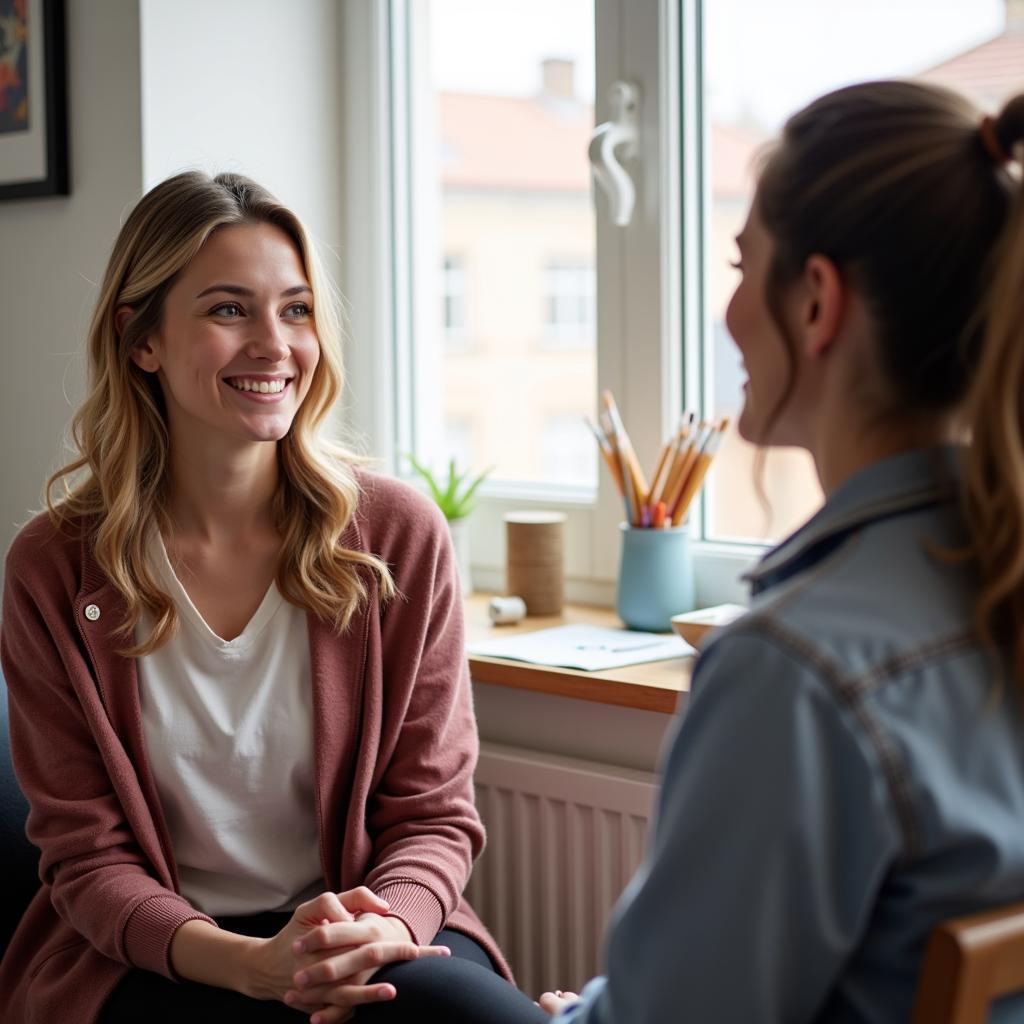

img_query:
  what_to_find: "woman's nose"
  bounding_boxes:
[246,315,290,361]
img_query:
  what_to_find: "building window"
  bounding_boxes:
[442,255,470,350]
[541,262,595,349]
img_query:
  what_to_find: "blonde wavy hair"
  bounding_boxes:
[47,170,395,655]
[751,81,1024,683]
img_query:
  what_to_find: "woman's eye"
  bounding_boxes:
[284,302,312,319]
[211,302,243,318]
[728,258,743,272]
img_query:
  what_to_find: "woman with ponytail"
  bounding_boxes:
[539,84,1024,1022]
[0,172,548,1023]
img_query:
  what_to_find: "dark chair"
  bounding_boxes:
[913,901,1024,1024]
[0,675,42,961]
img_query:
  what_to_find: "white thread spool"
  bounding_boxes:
[488,595,527,625]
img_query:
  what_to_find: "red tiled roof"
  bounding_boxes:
[440,92,592,192]
[917,25,1024,108]
[439,92,763,199]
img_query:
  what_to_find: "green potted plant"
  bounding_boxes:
[405,454,492,593]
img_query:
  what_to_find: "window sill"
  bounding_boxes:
[464,593,693,714]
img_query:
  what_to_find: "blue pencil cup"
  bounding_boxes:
[616,523,695,632]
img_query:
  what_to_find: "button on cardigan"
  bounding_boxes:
[0,469,508,1023]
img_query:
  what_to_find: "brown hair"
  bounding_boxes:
[48,171,395,654]
[754,80,1024,680]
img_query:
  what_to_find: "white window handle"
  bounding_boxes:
[588,81,640,227]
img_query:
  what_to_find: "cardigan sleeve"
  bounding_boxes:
[360,490,484,944]
[1,539,215,979]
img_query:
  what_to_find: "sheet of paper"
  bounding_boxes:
[468,623,696,672]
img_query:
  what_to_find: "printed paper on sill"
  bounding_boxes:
[468,624,696,672]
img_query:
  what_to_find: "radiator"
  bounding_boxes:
[466,742,658,998]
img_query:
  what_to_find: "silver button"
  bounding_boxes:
[84,604,101,621]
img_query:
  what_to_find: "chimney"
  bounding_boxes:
[541,58,575,100]
[1008,0,1024,29]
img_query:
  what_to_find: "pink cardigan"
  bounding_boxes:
[0,470,508,1023]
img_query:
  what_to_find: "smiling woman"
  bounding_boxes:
[124,222,320,450]
[0,171,548,1024]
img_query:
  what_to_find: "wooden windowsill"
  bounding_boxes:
[465,593,693,714]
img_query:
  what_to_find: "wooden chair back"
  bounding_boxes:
[913,901,1024,1024]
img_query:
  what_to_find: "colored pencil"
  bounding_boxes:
[586,397,726,528]
[671,419,727,525]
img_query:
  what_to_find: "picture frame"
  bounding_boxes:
[0,0,68,200]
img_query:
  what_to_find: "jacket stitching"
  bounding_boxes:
[837,697,921,859]
[740,618,922,861]
[845,631,977,698]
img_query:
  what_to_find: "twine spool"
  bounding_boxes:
[504,511,566,615]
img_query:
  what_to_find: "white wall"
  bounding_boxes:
[140,0,344,262]
[0,0,144,564]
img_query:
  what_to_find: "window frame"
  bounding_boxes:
[338,0,758,608]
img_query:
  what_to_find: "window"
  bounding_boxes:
[340,0,1011,604]
[341,0,695,600]
[542,262,596,349]
[441,255,470,349]
[425,1,597,490]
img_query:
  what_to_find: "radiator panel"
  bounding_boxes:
[466,743,657,997]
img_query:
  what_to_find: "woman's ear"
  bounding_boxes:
[799,254,845,361]
[117,305,160,372]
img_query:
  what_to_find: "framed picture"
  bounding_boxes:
[0,0,68,200]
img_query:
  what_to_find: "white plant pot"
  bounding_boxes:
[447,516,473,595]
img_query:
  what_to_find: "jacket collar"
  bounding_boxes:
[743,445,964,597]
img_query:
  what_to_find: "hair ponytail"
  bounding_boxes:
[961,95,1024,683]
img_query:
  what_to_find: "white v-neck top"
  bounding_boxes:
[135,531,322,916]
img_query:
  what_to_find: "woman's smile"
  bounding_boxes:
[222,375,295,403]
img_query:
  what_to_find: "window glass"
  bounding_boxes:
[703,0,1008,542]
[541,414,596,485]
[420,0,597,487]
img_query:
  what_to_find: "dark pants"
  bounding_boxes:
[98,912,548,1024]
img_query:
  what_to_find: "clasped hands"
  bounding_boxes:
[252,887,450,1023]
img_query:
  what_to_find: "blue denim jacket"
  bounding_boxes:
[561,446,1024,1023]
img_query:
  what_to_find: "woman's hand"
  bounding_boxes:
[283,912,451,1022]
[538,990,581,1016]
[171,888,389,1001]
[244,888,389,1001]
